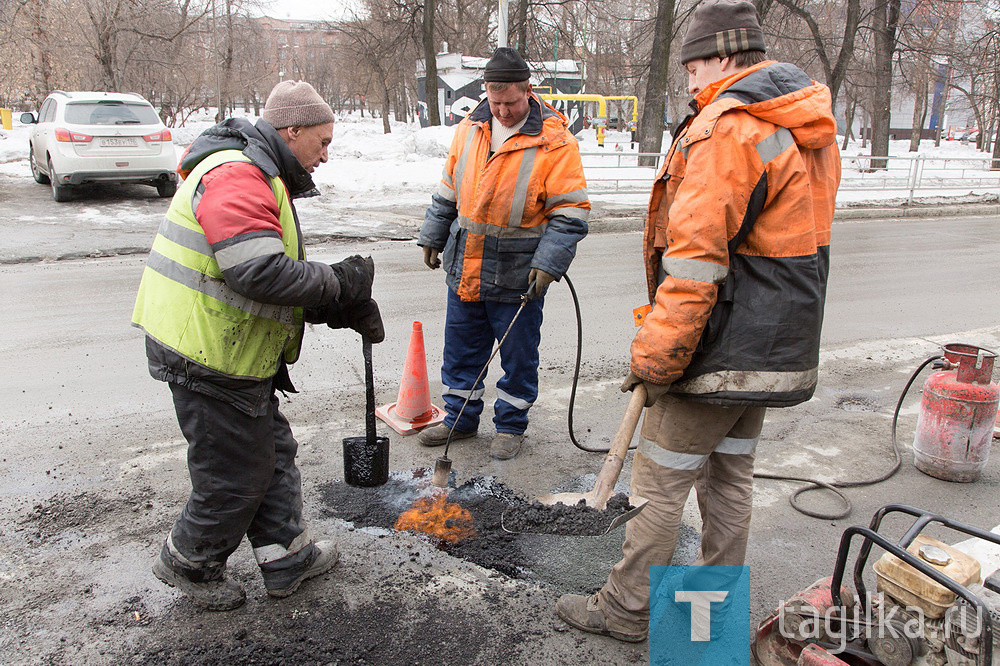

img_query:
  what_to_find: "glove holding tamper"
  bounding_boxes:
[311,255,385,342]
[330,255,375,307]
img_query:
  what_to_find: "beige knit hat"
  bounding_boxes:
[262,81,335,129]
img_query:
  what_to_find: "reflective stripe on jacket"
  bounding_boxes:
[419,95,590,302]
[632,61,841,407]
[132,149,305,380]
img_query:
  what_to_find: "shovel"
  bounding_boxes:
[501,385,649,535]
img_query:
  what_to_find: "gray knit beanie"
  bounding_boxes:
[680,0,766,65]
[262,80,335,129]
[484,47,531,82]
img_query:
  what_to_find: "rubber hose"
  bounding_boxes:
[564,274,638,454]
[753,354,943,520]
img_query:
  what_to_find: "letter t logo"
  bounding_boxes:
[675,591,729,641]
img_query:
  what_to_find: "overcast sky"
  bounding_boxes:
[258,0,358,21]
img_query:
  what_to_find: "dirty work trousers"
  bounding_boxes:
[440,288,544,435]
[163,383,316,585]
[595,394,766,632]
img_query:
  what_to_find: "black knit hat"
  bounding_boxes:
[680,0,766,65]
[484,47,530,82]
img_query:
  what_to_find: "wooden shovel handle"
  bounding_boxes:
[590,384,646,509]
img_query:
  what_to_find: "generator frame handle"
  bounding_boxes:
[829,505,1000,665]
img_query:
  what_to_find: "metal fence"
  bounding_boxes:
[581,151,1000,202]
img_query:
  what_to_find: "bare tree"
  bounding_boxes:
[332,0,417,133]
[772,0,861,109]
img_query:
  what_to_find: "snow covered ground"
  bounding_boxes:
[2,109,997,212]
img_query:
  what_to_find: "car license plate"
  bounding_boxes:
[100,137,137,147]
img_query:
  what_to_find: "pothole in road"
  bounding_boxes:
[834,393,883,413]
[318,470,698,594]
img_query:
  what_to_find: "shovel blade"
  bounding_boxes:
[604,499,647,532]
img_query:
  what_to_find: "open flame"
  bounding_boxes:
[394,490,477,543]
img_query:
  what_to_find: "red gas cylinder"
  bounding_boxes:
[912,344,1000,482]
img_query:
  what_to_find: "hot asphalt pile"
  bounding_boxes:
[501,493,635,536]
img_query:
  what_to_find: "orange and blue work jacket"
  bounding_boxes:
[419,95,590,303]
[632,61,841,407]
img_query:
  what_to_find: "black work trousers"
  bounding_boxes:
[167,383,309,570]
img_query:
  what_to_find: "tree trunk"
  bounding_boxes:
[869,0,900,170]
[381,82,392,134]
[993,70,1000,169]
[842,95,856,151]
[993,112,1000,170]
[828,0,860,109]
[514,0,528,55]
[29,0,54,94]
[423,0,440,125]
[909,77,927,152]
[637,0,676,167]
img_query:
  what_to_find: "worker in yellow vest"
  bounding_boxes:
[133,81,382,611]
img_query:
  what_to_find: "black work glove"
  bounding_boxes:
[347,299,384,343]
[326,298,385,343]
[621,371,670,408]
[330,255,374,307]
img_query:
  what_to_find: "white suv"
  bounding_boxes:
[21,91,179,202]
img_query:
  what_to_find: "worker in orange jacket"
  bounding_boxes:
[418,48,590,461]
[556,0,841,642]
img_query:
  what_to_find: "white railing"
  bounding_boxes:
[581,151,1000,203]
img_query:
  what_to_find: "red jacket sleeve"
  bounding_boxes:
[196,161,283,244]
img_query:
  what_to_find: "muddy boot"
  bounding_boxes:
[556,593,648,642]
[417,423,476,448]
[262,540,339,598]
[490,433,524,460]
[152,546,246,612]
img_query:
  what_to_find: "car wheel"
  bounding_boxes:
[156,180,177,198]
[30,145,50,184]
[48,157,72,202]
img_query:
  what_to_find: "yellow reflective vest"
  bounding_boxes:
[132,149,304,380]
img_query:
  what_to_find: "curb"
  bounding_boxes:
[834,203,1000,220]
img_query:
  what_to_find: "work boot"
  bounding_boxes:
[490,433,525,460]
[417,423,476,448]
[152,552,246,612]
[556,594,648,643]
[263,540,339,598]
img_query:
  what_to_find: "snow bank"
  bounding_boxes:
[0,125,29,164]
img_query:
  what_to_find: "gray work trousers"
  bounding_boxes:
[595,393,766,633]
[164,383,315,583]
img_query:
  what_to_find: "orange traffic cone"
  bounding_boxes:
[376,321,446,435]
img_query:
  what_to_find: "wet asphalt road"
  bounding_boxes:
[2,179,999,663]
